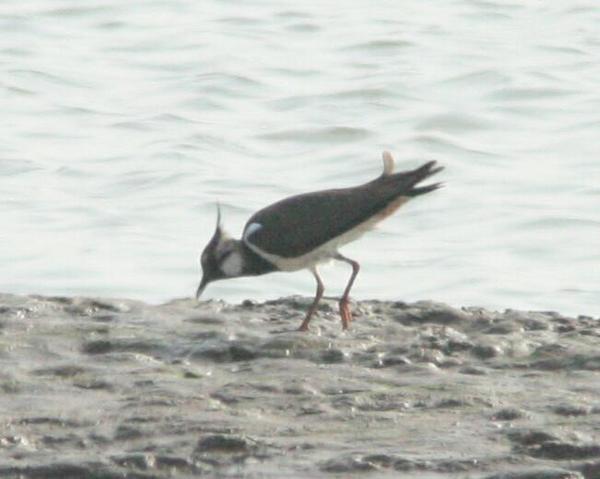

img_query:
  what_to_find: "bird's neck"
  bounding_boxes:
[237,240,278,277]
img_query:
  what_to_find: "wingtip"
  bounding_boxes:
[420,160,444,177]
[429,165,444,176]
[412,181,444,195]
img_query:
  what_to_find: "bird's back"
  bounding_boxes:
[243,160,442,259]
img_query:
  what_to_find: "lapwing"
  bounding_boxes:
[196,151,443,331]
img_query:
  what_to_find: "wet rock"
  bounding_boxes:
[64,298,123,316]
[354,393,410,412]
[419,326,475,354]
[155,455,202,473]
[298,405,328,415]
[32,365,87,377]
[319,348,345,363]
[228,344,259,361]
[393,457,429,471]
[553,404,592,416]
[189,330,228,341]
[411,348,447,365]
[503,310,552,331]
[523,319,551,331]
[92,314,116,323]
[265,295,314,312]
[0,463,124,479]
[484,469,583,479]
[507,430,560,446]
[485,321,522,334]
[111,453,155,470]
[508,429,600,460]
[436,458,483,472]
[182,368,203,379]
[128,339,166,355]
[460,365,488,375]
[241,299,255,308]
[0,434,30,448]
[526,441,600,460]
[320,454,379,473]
[46,296,72,304]
[41,433,86,448]
[578,461,600,479]
[74,378,114,390]
[80,338,166,356]
[260,334,330,359]
[379,354,412,367]
[395,301,470,325]
[191,341,258,362]
[361,454,399,468]
[556,324,577,334]
[439,356,464,368]
[114,425,144,441]
[82,339,113,354]
[436,398,471,408]
[19,417,85,428]
[444,336,474,353]
[322,386,370,396]
[195,434,255,453]
[533,343,569,358]
[283,381,320,396]
[472,343,503,359]
[493,407,527,421]
[88,433,111,445]
[531,354,600,371]
[184,313,226,325]
[210,390,241,405]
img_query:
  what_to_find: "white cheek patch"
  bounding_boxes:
[220,251,243,277]
[243,222,263,243]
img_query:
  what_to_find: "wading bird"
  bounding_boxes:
[196,151,443,331]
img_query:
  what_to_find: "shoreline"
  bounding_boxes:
[1,293,599,478]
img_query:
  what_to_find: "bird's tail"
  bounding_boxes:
[391,159,444,197]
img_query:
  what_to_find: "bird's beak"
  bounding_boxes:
[195,276,208,300]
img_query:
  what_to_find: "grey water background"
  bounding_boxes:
[2,0,599,316]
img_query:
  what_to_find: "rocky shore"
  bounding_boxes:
[0,293,599,478]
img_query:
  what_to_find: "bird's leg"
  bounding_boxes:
[298,267,324,331]
[334,253,360,330]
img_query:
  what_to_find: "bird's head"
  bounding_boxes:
[196,205,242,299]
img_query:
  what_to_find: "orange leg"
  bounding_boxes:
[298,267,324,331]
[335,253,360,330]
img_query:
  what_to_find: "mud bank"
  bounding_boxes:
[0,293,599,478]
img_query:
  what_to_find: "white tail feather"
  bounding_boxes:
[382,151,394,176]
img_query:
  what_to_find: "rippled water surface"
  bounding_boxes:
[2,0,599,315]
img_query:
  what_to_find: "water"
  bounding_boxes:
[2,0,599,316]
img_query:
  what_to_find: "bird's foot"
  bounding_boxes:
[298,313,314,332]
[297,323,309,332]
